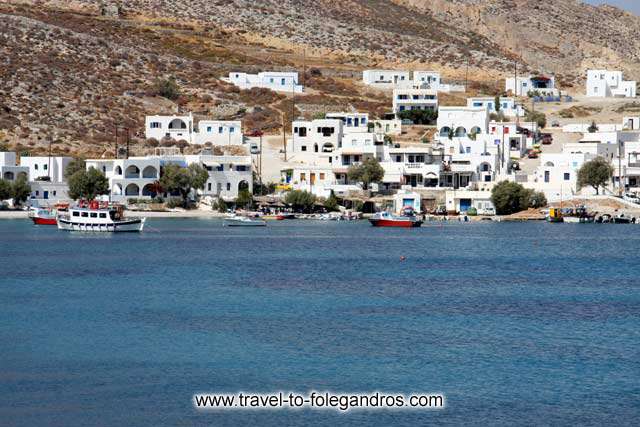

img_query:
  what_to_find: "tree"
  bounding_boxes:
[577,157,613,195]
[67,167,109,200]
[0,179,12,201]
[491,181,531,215]
[528,190,548,208]
[236,188,253,209]
[285,190,316,212]
[587,121,599,133]
[324,190,339,211]
[11,176,31,206]
[397,109,438,125]
[525,110,547,128]
[347,157,385,190]
[494,95,501,114]
[64,158,86,179]
[159,163,209,207]
[155,77,180,100]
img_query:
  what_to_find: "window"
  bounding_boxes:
[236,166,247,171]
[396,155,402,162]
[298,128,307,137]
[208,183,211,191]
[102,166,106,173]
[207,126,212,132]
[90,212,97,218]
[229,127,235,133]
[150,122,161,129]
[281,78,286,85]
[354,155,360,162]
[408,155,415,163]
[416,155,424,163]
[81,212,88,217]
[270,78,274,83]
[320,173,325,180]
[72,211,79,217]
[217,165,223,171]
[361,118,366,125]
[301,146,307,152]
[44,164,47,170]
[35,164,38,170]
[300,173,306,181]
[226,183,231,191]
[218,127,223,133]
[35,190,39,196]
[564,173,570,181]
[53,191,56,196]
[544,171,550,183]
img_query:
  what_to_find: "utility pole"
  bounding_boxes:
[465,57,469,92]
[259,131,263,196]
[619,140,623,196]
[47,139,52,180]
[282,115,287,162]
[124,127,130,159]
[115,126,119,159]
[302,49,306,87]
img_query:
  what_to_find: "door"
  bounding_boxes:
[43,191,49,200]
[310,173,316,185]
[459,199,472,212]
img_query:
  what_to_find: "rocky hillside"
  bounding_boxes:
[1,0,639,156]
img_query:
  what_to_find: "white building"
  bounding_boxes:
[223,71,303,93]
[437,106,489,140]
[467,97,524,118]
[506,75,557,97]
[0,152,28,183]
[392,88,438,115]
[87,151,252,202]
[445,190,495,214]
[145,114,243,145]
[362,70,411,88]
[586,70,636,98]
[0,152,72,204]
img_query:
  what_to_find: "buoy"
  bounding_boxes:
[400,256,406,261]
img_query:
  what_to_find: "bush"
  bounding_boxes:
[525,110,547,128]
[285,190,316,212]
[166,198,183,209]
[397,109,437,125]
[155,77,180,100]
[491,181,531,215]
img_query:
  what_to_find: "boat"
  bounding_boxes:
[562,206,595,223]
[369,207,422,228]
[546,207,563,223]
[57,201,145,232]
[223,216,266,226]
[275,213,296,220]
[612,214,634,224]
[28,203,69,225]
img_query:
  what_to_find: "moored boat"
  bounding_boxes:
[28,203,69,225]
[57,201,145,232]
[223,215,266,226]
[546,207,564,223]
[562,206,595,223]
[276,213,296,220]
[369,207,422,228]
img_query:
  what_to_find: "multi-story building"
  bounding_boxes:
[586,70,636,98]
[223,71,303,93]
[392,88,438,115]
[363,70,464,92]
[0,152,72,204]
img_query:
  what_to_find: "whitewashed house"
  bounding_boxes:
[506,75,557,96]
[467,97,524,117]
[21,156,72,204]
[586,70,636,98]
[392,88,438,116]
[145,114,243,145]
[0,152,29,183]
[362,70,411,88]
[223,71,303,93]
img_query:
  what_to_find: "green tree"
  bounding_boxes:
[11,176,31,206]
[324,190,339,211]
[397,109,438,125]
[347,157,385,190]
[525,110,547,128]
[236,188,253,209]
[67,167,109,200]
[587,121,599,133]
[159,163,209,207]
[214,198,227,213]
[491,181,532,215]
[0,179,12,201]
[494,95,501,114]
[64,158,86,179]
[527,190,548,208]
[577,157,613,195]
[155,77,180,100]
[284,190,316,212]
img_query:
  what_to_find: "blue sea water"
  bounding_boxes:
[0,218,639,426]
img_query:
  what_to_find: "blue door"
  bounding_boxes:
[459,199,471,212]
[43,191,49,200]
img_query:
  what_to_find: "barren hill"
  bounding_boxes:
[1,0,639,156]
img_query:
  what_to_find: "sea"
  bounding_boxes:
[1,218,639,426]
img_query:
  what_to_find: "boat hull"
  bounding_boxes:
[224,219,266,227]
[57,218,145,232]
[369,218,422,227]
[31,216,57,225]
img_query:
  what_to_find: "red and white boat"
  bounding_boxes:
[369,207,423,228]
[28,203,69,225]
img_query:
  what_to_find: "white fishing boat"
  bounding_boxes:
[223,215,266,227]
[57,201,145,232]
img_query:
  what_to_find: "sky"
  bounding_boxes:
[585,0,640,15]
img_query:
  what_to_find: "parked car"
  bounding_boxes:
[541,133,553,145]
[551,120,560,127]
[623,193,640,204]
[249,142,260,154]
[528,150,539,159]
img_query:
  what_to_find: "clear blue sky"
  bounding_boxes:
[585,0,640,15]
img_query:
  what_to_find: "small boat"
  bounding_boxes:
[369,207,422,228]
[612,214,633,224]
[275,213,296,220]
[546,207,563,223]
[57,201,145,232]
[562,206,595,223]
[28,203,69,225]
[224,216,266,226]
